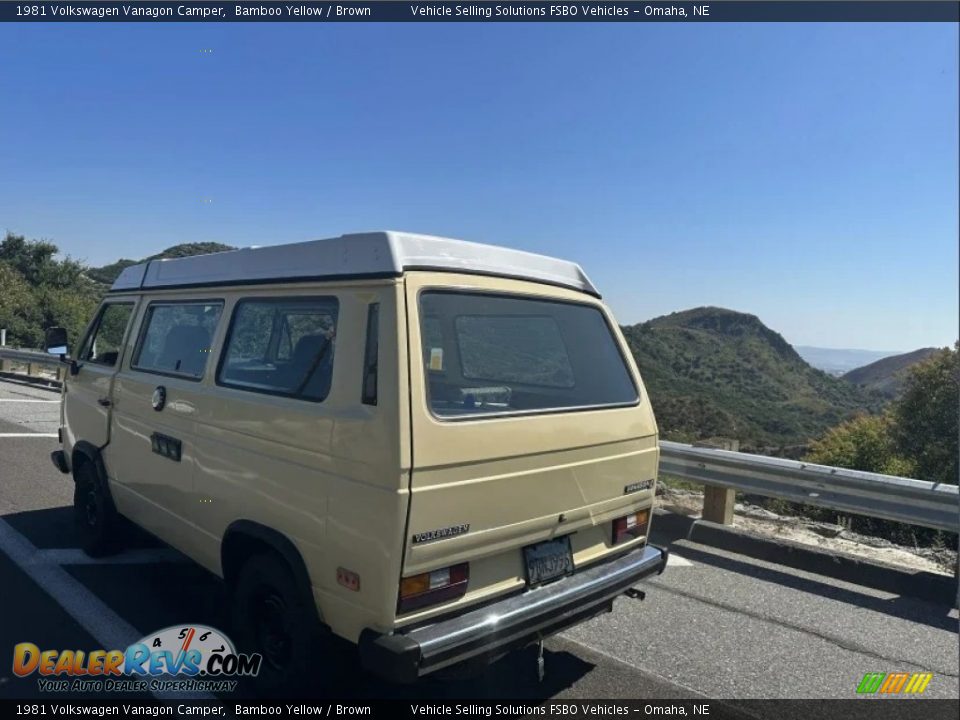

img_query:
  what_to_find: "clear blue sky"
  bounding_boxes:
[1,22,956,351]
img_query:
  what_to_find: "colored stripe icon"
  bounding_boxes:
[857,672,933,695]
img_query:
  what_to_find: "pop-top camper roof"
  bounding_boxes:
[110,231,599,297]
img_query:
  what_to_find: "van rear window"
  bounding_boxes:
[419,291,638,418]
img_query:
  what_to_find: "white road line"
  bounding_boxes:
[40,548,189,565]
[669,553,694,567]
[0,433,58,438]
[0,399,59,403]
[0,519,214,700]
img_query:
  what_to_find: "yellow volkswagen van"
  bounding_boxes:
[47,231,667,692]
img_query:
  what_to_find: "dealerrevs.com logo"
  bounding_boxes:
[13,625,261,693]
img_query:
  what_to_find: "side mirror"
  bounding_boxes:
[45,327,69,357]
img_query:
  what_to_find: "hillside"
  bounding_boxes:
[87,242,236,285]
[842,347,940,398]
[621,307,882,446]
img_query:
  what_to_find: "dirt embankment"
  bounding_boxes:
[657,486,958,576]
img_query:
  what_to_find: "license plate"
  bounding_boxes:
[523,537,574,586]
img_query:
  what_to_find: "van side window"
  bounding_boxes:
[362,303,379,406]
[218,297,339,402]
[79,303,135,367]
[132,302,223,380]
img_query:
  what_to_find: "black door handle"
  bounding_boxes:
[97,397,112,407]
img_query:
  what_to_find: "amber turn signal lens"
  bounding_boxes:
[398,563,469,614]
[399,574,431,597]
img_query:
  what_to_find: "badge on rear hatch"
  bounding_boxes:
[412,524,470,544]
[624,479,654,494]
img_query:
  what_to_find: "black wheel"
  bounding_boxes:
[231,553,325,696]
[73,460,118,557]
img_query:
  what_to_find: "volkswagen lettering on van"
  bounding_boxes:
[412,524,471,544]
[45,231,668,693]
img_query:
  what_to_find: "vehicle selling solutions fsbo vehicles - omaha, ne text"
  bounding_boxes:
[45,231,668,691]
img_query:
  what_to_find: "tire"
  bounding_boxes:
[73,460,119,557]
[231,553,325,696]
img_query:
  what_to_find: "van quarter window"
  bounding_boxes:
[362,303,379,406]
[217,297,339,402]
[132,302,223,380]
[79,303,135,367]
[420,291,638,418]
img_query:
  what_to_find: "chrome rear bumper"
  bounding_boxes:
[360,543,668,683]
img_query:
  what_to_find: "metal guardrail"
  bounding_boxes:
[1,346,957,532]
[0,348,63,382]
[0,348,59,366]
[659,440,960,533]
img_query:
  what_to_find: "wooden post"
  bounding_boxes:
[695,437,739,525]
[703,485,735,525]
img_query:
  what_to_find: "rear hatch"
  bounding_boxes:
[399,273,659,625]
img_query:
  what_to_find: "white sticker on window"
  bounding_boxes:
[429,347,444,371]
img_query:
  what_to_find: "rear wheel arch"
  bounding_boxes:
[220,521,322,625]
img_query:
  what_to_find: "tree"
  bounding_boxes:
[38,286,99,350]
[1,232,235,350]
[892,343,959,486]
[805,412,914,477]
[0,261,38,345]
[0,233,57,285]
[0,233,102,348]
[802,348,958,547]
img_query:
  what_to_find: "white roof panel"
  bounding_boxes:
[109,231,599,296]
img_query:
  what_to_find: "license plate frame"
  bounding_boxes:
[523,536,574,587]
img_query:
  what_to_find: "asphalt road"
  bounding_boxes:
[0,376,957,711]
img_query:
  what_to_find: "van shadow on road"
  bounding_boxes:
[649,510,958,631]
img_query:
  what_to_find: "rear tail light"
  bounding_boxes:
[398,563,469,613]
[613,509,650,545]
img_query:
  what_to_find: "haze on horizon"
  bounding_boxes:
[1,23,956,351]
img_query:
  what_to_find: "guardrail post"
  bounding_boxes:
[703,485,736,525]
[694,439,739,525]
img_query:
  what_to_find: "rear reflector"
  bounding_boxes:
[337,567,360,592]
[398,563,469,614]
[613,509,650,545]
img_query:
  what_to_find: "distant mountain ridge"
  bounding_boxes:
[795,345,901,375]
[622,307,882,446]
[87,242,236,285]
[842,347,941,398]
